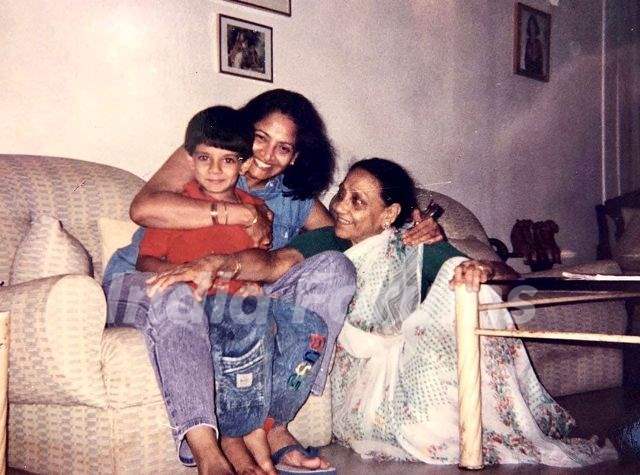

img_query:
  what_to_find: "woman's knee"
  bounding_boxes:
[304,251,356,288]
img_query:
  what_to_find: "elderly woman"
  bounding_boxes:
[154,158,617,468]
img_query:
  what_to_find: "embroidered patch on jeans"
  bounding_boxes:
[308,333,326,352]
[236,373,253,388]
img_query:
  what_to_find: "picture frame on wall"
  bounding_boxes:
[514,2,551,82]
[225,0,291,17]
[219,14,273,83]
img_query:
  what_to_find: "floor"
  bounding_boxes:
[317,387,640,475]
[8,387,640,474]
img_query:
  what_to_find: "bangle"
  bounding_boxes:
[223,202,229,225]
[230,258,241,279]
[210,202,219,224]
[245,205,258,228]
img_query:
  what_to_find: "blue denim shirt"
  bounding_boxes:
[102,175,314,283]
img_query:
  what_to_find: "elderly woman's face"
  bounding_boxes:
[244,112,297,186]
[330,168,394,244]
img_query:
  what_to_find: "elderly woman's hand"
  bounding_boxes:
[449,260,495,292]
[403,209,445,246]
[146,255,225,301]
[244,203,274,249]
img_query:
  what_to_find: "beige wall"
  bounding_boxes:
[0,0,626,261]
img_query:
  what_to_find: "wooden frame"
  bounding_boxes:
[455,284,640,469]
[219,14,273,83]
[225,0,291,16]
[596,189,640,259]
[514,3,551,82]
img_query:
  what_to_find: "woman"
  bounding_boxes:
[152,158,618,467]
[106,90,439,474]
[327,159,616,466]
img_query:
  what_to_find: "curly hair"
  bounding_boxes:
[241,89,335,200]
[349,158,418,228]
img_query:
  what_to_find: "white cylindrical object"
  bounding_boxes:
[455,286,483,470]
[0,311,9,475]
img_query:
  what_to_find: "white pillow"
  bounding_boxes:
[97,217,139,276]
[9,214,92,285]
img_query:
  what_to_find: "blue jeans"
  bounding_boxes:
[207,294,327,437]
[104,272,217,465]
[103,251,356,465]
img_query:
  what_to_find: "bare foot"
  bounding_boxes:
[185,426,234,475]
[267,424,331,470]
[220,435,267,475]
[243,428,277,475]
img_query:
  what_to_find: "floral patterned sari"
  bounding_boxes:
[331,229,617,466]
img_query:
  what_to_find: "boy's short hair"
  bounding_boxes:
[184,106,253,158]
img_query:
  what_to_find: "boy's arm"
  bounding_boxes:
[130,147,272,246]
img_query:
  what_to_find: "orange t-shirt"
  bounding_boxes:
[139,180,263,295]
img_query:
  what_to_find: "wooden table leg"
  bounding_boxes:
[0,312,9,475]
[455,286,483,470]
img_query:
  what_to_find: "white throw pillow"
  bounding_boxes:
[9,214,92,285]
[97,217,139,278]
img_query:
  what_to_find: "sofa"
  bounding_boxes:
[0,154,630,473]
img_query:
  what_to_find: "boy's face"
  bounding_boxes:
[190,144,242,196]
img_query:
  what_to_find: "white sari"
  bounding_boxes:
[331,229,617,466]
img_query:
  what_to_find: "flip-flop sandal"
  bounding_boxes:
[271,444,337,474]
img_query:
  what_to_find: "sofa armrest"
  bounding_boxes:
[101,327,162,409]
[0,275,108,407]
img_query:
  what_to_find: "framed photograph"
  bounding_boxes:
[219,14,273,82]
[225,0,291,16]
[514,3,551,82]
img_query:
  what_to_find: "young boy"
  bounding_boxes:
[137,106,326,473]
[138,105,280,474]
[138,105,263,297]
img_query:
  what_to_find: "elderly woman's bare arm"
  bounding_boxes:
[129,147,272,245]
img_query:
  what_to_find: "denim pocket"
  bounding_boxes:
[215,337,273,436]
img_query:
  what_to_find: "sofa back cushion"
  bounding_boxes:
[0,155,144,283]
[416,188,491,246]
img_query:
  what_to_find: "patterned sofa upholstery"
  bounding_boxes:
[0,155,629,473]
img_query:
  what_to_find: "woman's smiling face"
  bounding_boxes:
[244,112,297,187]
[330,168,398,244]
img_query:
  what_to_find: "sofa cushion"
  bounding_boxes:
[97,217,139,280]
[10,214,92,285]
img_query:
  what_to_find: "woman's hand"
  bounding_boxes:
[146,255,224,301]
[403,209,445,246]
[449,260,495,292]
[245,203,274,249]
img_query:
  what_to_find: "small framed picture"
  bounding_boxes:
[219,14,273,82]
[225,0,291,16]
[514,3,551,82]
